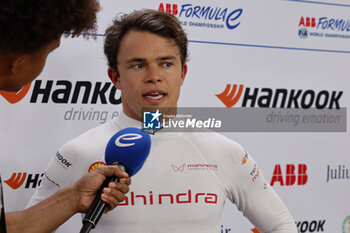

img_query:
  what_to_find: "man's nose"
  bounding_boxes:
[145,65,163,84]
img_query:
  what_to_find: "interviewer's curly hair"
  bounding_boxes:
[0,0,100,55]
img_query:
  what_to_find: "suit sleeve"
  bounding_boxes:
[219,141,298,233]
[26,140,83,209]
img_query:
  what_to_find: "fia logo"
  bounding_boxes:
[298,28,308,38]
[143,110,162,129]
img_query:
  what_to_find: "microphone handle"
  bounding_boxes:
[80,163,126,233]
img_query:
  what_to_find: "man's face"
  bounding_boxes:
[1,38,60,92]
[109,30,187,121]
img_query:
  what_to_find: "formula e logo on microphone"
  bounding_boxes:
[158,3,243,30]
[115,133,143,147]
[55,151,72,169]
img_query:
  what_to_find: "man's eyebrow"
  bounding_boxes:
[157,56,177,61]
[124,56,177,64]
[124,57,147,64]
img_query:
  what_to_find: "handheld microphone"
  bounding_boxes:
[80,127,151,233]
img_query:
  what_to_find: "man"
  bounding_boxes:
[28,9,298,232]
[0,1,131,232]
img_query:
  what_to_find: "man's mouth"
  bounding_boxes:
[143,91,166,103]
[144,92,165,99]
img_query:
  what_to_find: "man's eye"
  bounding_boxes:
[132,64,144,69]
[163,62,173,68]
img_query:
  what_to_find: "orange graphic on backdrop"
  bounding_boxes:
[0,83,31,104]
[216,84,244,108]
[4,172,27,189]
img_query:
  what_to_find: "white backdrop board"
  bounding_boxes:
[0,0,349,232]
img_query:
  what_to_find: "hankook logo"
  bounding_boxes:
[216,84,343,109]
[56,151,72,169]
[0,83,31,104]
[4,172,44,189]
[216,84,244,108]
[0,79,122,105]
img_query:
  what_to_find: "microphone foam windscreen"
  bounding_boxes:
[105,127,151,176]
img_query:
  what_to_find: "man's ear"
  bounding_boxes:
[107,67,121,89]
[180,64,187,86]
[10,55,27,74]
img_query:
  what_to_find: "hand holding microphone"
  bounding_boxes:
[80,127,151,233]
[74,165,130,214]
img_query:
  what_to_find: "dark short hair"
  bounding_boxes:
[104,9,188,71]
[0,0,100,55]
